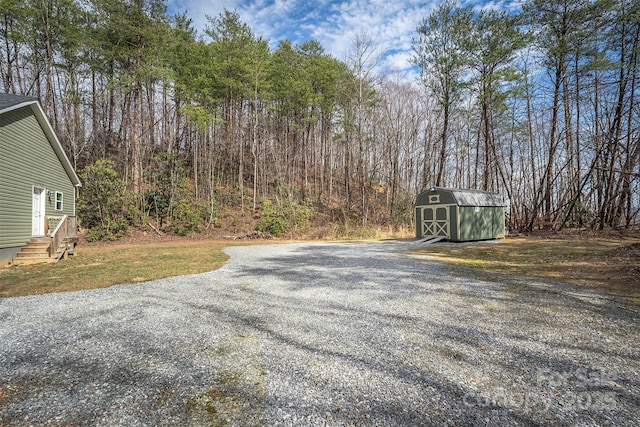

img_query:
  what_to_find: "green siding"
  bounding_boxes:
[416,189,457,206]
[0,106,76,249]
[458,206,505,241]
[449,207,459,240]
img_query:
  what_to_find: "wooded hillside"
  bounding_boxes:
[1,0,638,238]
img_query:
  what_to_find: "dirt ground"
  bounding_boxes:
[440,228,640,300]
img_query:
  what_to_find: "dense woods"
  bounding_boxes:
[1,0,638,239]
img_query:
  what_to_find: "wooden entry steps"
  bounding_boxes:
[12,237,73,265]
[13,238,57,265]
[12,215,78,265]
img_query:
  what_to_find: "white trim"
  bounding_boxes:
[32,186,46,237]
[55,191,63,211]
[1,99,82,188]
[420,204,452,239]
[30,102,82,188]
[0,101,37,115]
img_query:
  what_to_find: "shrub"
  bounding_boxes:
[256,198,315,238]
[256,201,289,237]
[77,160,135,241]
[85,219,128,242]
[169,200,207,236]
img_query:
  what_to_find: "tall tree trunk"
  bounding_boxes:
[436,102,449,187]
[542,65,563,228]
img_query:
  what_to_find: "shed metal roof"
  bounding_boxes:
[449,188,505,207]
[422,187,505,207]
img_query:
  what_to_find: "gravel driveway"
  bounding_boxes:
[1,241,639,426]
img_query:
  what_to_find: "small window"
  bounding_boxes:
[55,192,63,211]
[429,195,440,204]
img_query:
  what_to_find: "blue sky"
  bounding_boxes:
[166,1,524,76]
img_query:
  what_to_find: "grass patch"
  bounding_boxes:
[187,331,266,425]
[412,236,640,299]
[0,240,232,297]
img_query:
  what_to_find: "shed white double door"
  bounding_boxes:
[421,205,450,238]
[32,187,46,236]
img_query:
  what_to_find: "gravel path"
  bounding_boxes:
[1,241,639,426]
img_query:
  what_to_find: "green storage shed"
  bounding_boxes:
[415,187,505,242]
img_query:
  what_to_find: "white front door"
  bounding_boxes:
[32,187,45,236]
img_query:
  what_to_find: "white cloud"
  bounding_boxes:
[462,0,525,12]
[168,1,513,75]
[383,50,414,72]
[312,0,438,73]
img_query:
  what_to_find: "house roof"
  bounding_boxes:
[0,93,37,111]
[0,93,81,187]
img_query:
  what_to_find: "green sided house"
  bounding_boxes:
[415,187,505,242]
[0,93,81,265]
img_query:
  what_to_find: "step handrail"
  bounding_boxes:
[49,215,69,258]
